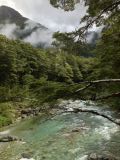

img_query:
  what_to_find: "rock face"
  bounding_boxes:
[0,5,27,26]
[88,153,118,160]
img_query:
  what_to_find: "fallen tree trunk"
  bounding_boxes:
[73,79,120,101]
[75,79,120,85]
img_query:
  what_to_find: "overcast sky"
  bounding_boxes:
[0,0,87,32]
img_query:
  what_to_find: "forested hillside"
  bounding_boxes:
[0,34,95,127]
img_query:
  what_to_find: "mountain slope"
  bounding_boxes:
[0,5,27,28]
[0,5,52,47]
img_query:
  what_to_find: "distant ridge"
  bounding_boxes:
[0,5,51,47]
[0,5,28,28]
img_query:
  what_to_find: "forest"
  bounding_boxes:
[0,0,120,128]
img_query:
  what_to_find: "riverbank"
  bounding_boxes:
[1,100,120,129]
[0,100,61,131]
[0,101,49,128]
[0,101,29,128]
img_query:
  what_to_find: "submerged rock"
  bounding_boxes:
[71,128,81,132]
[71,126,89,133]
[21,151,34,160]
[20,158,34,160]
[21,153,32,159]
[88,153,118,160]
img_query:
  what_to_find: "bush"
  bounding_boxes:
[0,103,14,127]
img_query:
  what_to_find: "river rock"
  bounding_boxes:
[21,153,32,159]
[115,119,120,124]
[0,135,21,142]
[71,128,81,132]
[21,108,40,117]
[88,153,118,160]
[20,158,34,160]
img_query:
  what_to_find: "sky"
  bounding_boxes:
[0,0,87,32]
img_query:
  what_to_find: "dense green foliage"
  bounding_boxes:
[50,0,79,11]
[50,0,120,109]
[0,35,94,85]
[52,32,94,56]
[0,34,94,126]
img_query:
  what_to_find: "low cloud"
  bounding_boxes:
[0,23,18,39]
[0,20,103,47]
[0,20,53,47]
[86,25,104,43]
[24,28,53,47]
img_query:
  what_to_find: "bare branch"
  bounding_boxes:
[71,79,120,86]
[75,83,91,93]
[75,79,120,93]
[89,79,120,84]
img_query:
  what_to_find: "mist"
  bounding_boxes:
[24,28,53,47]
[0,23,18,39]
[0,20,54,47]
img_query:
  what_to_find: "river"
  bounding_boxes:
[0,100,120,160]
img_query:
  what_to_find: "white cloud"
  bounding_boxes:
[0,23,17,39]
[24,29,53,47]
[0,20,53,47]
[0,0,15,8]
[23,20,53,47]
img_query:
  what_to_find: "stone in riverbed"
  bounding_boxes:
[88,153,118,160]
[20,158,34,160]
[21,153,31,159]
[115,119,120,124]
[21,108,40,118]
[0,135,21,142]
[21,152,34,159]
[71,128,81,132]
